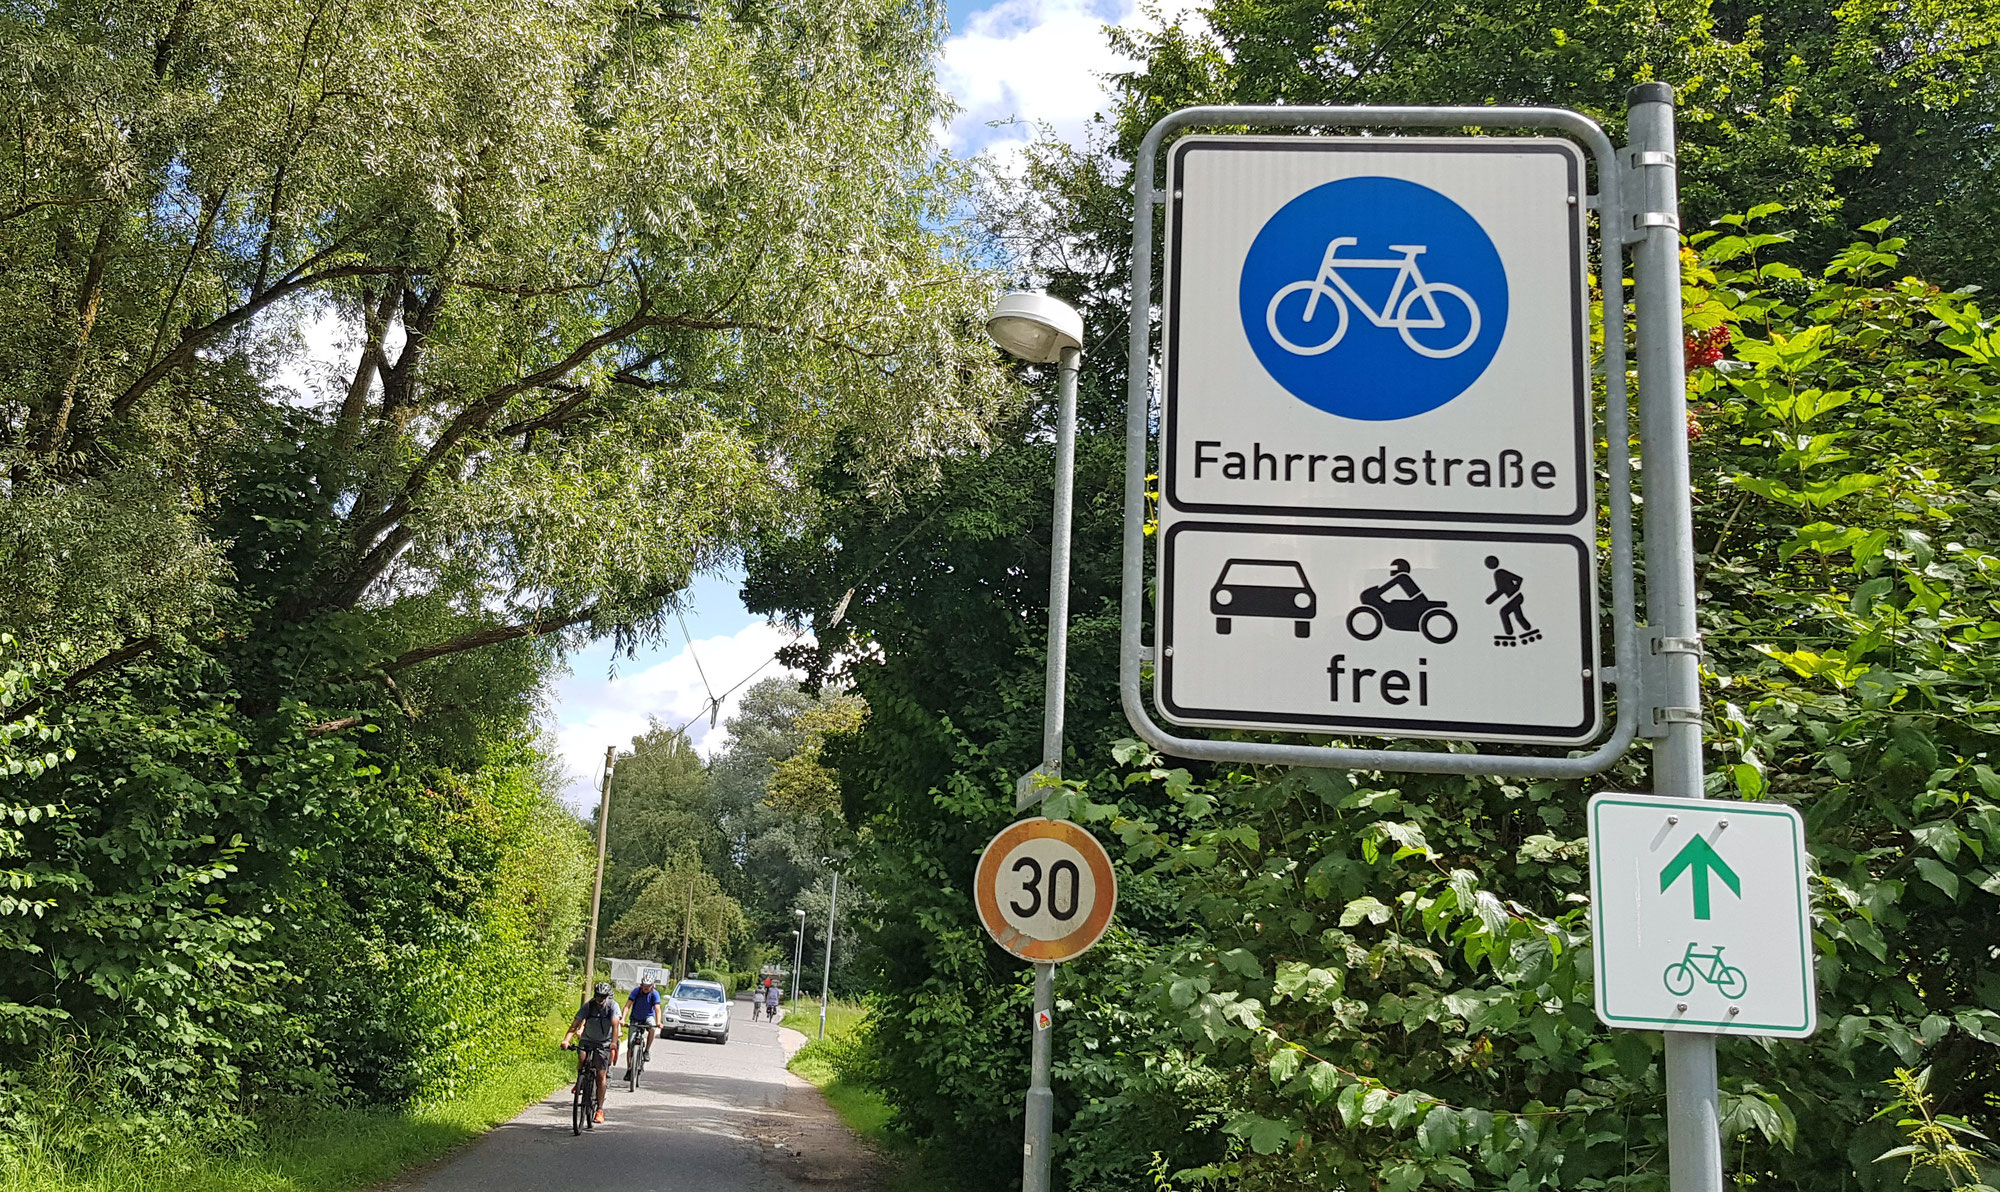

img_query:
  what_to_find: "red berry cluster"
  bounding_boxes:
[1684,324,1731,370]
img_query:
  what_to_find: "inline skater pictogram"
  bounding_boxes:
[1484,555,1541,646]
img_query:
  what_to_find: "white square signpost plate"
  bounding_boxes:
[1156,135,1600,743]
[1588,792,1817,1038]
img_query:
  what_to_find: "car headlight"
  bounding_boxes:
[1294,592,1312,608]
[1215,588,1233,605]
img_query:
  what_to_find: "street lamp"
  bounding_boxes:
[791,909,807,1008]
[817,869,843,1041]
[986,290,1084,1192]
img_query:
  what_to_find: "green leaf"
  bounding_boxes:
[1340,896,1393,927]
[1268,1045,1302,1084]
[1916,859,1961,900]
[1226,1112,1295,1155]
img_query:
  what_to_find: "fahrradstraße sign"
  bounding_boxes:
[1164,136,1590,525]
[1157,135,1599,743]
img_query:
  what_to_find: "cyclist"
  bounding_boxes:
[764,980,781,1023]
[562,982,622,1123]
[624,976,661,1080]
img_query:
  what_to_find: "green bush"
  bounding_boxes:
[693,969,761,1000]
[747,214,2000,1190]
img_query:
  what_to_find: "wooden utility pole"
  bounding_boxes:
[581,747,616,1001]
[677,877,695,980]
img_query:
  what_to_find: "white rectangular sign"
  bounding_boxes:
[1154,134,1604,746]
[1588,793,1817,1038]
[1157,523,1598,742]
[1163,136,1591,526]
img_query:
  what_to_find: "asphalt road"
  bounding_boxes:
[389,995,884,1192]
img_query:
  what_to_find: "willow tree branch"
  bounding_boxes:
[9,637,158,721]
[381,609,597,674]
[112,262,402,416]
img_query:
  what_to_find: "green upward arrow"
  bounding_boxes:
[1658,835,1742,920]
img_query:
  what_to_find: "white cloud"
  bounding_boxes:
[550,621,810,812]
[940,0,1206,160]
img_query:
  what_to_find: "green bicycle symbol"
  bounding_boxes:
[1661,943,1748,998]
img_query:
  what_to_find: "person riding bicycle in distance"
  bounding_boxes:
[624,976,661,1080]
[563,982,622,1123]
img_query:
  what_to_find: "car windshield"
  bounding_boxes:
[1218,561,1307,588]
[672,984,725,1003]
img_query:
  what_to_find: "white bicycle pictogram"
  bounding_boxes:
[1265,237,1482,359]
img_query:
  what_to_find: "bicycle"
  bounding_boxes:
[1661,943,1748,999]
[626,1021,655,1092]
[1265,237,1481,359]
[567,1042,609,1134]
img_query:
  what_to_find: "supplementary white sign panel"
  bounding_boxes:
[1588,793,1817,1038]
[1163,136,1591,525]
[1157,523,1599,742]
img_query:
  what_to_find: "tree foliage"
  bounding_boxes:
[1108,0,2000,282]
[0,0,1007,1153]
[746,187,2000,1192]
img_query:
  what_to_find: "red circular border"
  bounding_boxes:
[975,818,1118,962]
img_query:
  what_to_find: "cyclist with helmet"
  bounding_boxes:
[624,976,662,1080]
[562,982,622,1124]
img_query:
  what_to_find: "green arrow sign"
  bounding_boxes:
[1659,835,1741,920]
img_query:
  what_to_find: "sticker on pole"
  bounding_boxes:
[975,818,1118,963]
[1587,792,1817,1038]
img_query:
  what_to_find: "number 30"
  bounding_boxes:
[1009,856,1080,922]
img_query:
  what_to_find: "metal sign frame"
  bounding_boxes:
[1121,105,1646,779]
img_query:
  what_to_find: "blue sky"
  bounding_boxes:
[546,0,1200,807]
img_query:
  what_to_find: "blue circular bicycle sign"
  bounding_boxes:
[1238,176,1508,421]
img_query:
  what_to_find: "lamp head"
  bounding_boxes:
[986,291,1083,364]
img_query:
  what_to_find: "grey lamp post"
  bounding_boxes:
[818,870,840,1040]
[791,910,806,1008]
[986,290,1085,1192]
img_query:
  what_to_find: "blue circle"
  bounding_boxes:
[1238,176,1508,421]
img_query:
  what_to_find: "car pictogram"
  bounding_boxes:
[1210,559,1315,638]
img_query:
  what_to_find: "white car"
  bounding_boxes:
[662,980,731,1044]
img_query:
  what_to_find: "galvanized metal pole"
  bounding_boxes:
[1038,346,1083,796]
[1021,344,1080,1192]
[1627,82,1724,1192]
[792,921,805,1009]
[818,870,839,1040]
[581,746,616,1000]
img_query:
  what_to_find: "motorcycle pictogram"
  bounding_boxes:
[1345,559,1459,645]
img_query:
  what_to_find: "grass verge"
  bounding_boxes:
[0,1046,570,1192]
[784,998,952,1192]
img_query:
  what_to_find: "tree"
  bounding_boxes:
[1106,0,2000,282]
[0,0,1012,684]
[0,0,1013,1143]
[605,846,744,974]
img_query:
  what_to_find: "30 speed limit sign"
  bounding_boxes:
[974,818,1118,963]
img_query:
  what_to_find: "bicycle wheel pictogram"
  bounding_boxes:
[1395,282,1480,358]
[1265,281,1350,356]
